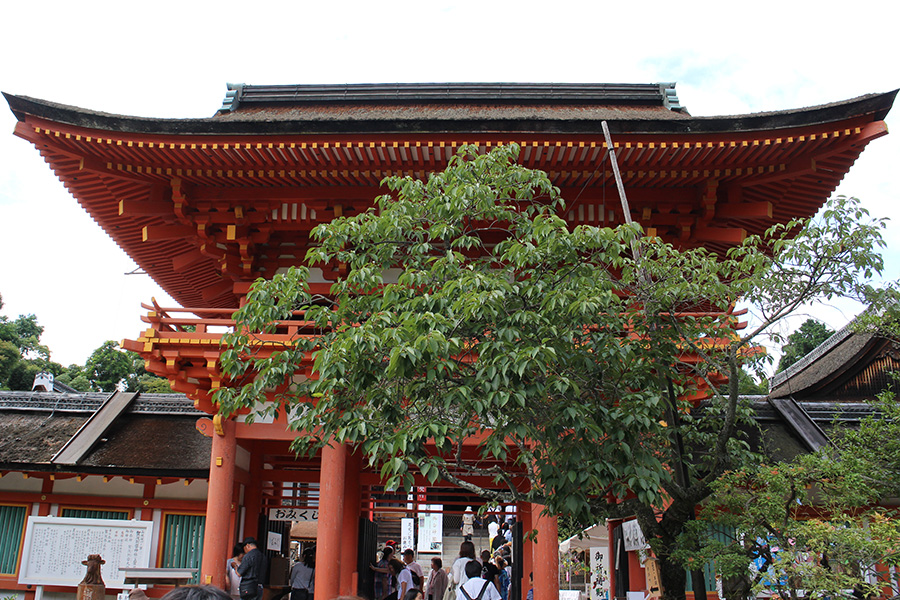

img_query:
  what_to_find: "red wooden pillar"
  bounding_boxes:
[36,477,53,516]
[140,482,156,520]
[200,417,236,587]
[315,441,347,600]
[340,449,362,595]
[532,504,559,600]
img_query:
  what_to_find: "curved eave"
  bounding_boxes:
[769,334,888,399]
[4,90,897,136]
[4,90,895,309]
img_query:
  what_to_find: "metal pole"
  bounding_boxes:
[601,121,641,261]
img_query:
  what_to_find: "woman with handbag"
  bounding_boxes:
[290,547,315,600]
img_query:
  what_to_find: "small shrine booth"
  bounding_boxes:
[4,83,895,600]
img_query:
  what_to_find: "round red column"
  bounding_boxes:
[340,449,362,595]
[315,441,347,600]
[533,504,559,600]
[200,417,236,587]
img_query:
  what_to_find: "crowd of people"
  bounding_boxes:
[175,512,517,600]
[370,514,516,600]
[222,536,316,600]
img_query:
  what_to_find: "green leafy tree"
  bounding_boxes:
[137,373,174,393]
[737,368,768,395]
[777,319,835,372]
[216,145,889,600]
[56,364,93,392]
[684,449,900,600]
[0,340,20,385]
[0,293,61,390]
[83,340,154,392]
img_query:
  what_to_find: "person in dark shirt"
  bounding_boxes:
[479,551,499,591]
[237,537,267,600]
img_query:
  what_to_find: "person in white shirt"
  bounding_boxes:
[392,558,415,599]
[456,561,501,600]
[402,549,424,588]
[449,541,477,590]
[487,518,500,548]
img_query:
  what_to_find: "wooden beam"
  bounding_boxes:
[693,226,747,244]
[142,224,195,242]
[200,280,236,302]
[741,158,815,187]
[119,199,173,216]
[191,185,382,202]
[716,201,773,219]
[172,249,208,271]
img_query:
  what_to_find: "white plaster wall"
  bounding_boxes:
[236,444,251,471]
[52,475,144,498]
[0,473,43,492]
[154,478,209,501]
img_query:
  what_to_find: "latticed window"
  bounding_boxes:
[685,524,737,593]
[161,513,205,583]
[61,508,130,520]
[0,504,28,575]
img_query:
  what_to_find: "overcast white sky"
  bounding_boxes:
[1,0,897,367]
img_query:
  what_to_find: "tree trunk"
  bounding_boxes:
[657,553,687,600]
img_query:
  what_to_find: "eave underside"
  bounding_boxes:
[11,111,888,309]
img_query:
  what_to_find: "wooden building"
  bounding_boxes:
[3,82,895,600]
[0,390,211,595]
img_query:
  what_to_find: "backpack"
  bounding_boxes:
[460,580,491,600]
[409,568,421,589]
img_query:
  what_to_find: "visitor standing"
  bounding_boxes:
[487,518,499,548]
[225,543,245,599]
[449,541,477,592]
[236,537,266,600]
[391,558,414,600]
[426,557,448,600]
[371,546,397,600]
[290,547,315,600]
[456,561,500,600]
[494,557,509,600]
[402,549,423,589]
[479,551,499,590]
[461,507,475,541]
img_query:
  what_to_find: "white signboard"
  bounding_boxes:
[268,507,318,522]
[417,504,443,553]
[589,546,610,600]
[267,531,283,552]
[401,518,415,552]
[622,519,648,552]
[19,516,153,587]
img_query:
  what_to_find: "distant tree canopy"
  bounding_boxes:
[56,340,172,393]
[0,292,61,390]
[736,368,768,395]
[0,294,171,393]
[777,319,835,372]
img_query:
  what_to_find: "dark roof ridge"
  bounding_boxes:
[4,88,896,137]
[0,390,201,415]
[768,304,892,391]
[769,322,858,390]
[221,82,684,112]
